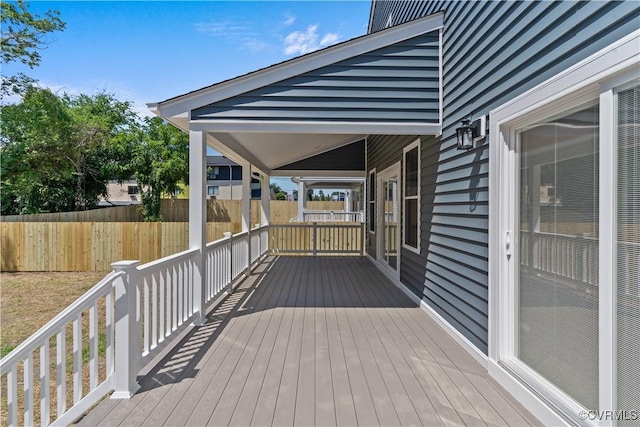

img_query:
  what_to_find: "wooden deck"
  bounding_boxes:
[77,256,540,427]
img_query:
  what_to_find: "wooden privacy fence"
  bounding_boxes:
[269,222,365,256]
[1,200,344,223]
[1,222,241,272]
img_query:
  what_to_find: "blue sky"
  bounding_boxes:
[4,1,372,192]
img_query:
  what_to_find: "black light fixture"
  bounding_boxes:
[456,115,487,151]
[456,119,474,150]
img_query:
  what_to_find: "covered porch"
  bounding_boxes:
[78,256,539,427]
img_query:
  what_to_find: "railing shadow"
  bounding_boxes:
[133,257,277,393]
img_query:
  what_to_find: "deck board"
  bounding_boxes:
[77,256,540,427]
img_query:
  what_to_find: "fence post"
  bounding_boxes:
[111,260,141,399]
[360,223,365,256]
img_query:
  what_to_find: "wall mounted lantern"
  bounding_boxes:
[456,115,487,150]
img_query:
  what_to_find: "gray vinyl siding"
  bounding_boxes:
[192,32,440,124]
[366,134,415,258]
[367,0,639,355]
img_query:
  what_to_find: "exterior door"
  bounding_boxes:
[378,163,400,276]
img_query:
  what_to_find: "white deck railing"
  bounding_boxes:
[0,271,121,427]
[302,210,364,222]
[0,225,269,427]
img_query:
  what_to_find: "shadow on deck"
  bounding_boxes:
[77,256,540,427]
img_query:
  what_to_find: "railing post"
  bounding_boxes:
[111,260,141,399]
[360,223,365,256]
[224,232,232,286]
[313,222,318,256]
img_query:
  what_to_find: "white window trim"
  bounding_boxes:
[402,139,421,254]
[488,30,640,426]
[368,168,376,234]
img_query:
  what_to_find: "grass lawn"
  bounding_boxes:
[0,271,108,357]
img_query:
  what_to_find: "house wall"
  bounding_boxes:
[366,0,640,355]
[192,32,441,125]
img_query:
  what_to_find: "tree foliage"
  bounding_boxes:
[270,183,287,200]
[128,117,189,221]
[0,88,138,214]
[1,0,66,95]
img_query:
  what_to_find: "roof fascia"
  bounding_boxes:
[190,120,441,135]
[155,11,444,120]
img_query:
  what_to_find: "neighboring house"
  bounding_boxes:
[205,155,262,200]
[102,180,142,205]
[146,1,639,425]
[101,156,262,205]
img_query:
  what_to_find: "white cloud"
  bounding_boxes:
[282,14,296,26]
[283,25,340,56]
[194,20,266,53]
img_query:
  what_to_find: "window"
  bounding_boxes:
[127,185,139,195]
[368,169,376,232]
[403,140,420,252]
[207,186,219,196]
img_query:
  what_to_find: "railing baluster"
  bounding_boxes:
[143,277,150,355]
[172,263,178,331]
[24,353,34,427]
[89,303,98,391]
[159,270,166,342]
[40,344,50,426]
[151,273,158,350]
[56,329,66,417]
[73,313,82,404]
[105,291,113,376]
[7,366,17,427]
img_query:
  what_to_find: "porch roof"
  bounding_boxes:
[148,12,444,176]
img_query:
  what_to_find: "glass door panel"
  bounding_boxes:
[383,177,398,270]
[378,165,399,274]
[517,103,600,410]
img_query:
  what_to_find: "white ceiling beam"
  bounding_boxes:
[208,133,271,175]
[190,120,441,136]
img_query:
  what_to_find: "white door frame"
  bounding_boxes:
[377,162,401,279]
[488,31,640,426]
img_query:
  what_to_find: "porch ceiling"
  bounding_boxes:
[148,12,444,175]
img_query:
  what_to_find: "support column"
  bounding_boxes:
[241,161,251,233]
[189,130,207,326]
[261,173,270,226]
[297,180,305,222]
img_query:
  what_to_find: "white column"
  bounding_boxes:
[111,260,141,399]
[261,174,270,226]
[189,130,207,326]
[344,189,352,212]
[241,161,251,232]
[297,181,305,222]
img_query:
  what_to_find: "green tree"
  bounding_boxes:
[0,88,138,214]
[270,183,287,200]
[128,117,189,221]
[1,0,65,95]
